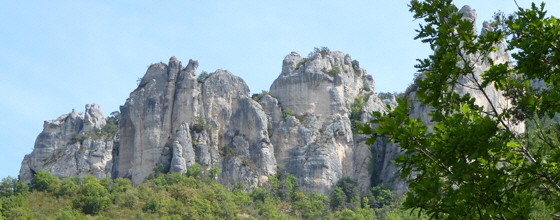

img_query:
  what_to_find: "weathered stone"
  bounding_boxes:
[19,104,115,182]
[267,50,390,193]
[20,14,516,197]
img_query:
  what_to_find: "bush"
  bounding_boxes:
[142,199,160,213]
[0,176,28,197]
[323,66,340,77]
[73,181,111,215]
[99,111,120,137]
[70,134,88,144]
[55,177,79,197]
[251,90,270,101]
[250,187,270,203]
[367,185,393,208]
[352,60,361,73]
[136,77,149,87]
[186,163,201,179]
[350,96,368,131]
[31,171,60,193]
[296,47,331,69]
[1,195,34,219]
[309,46,330,57]
[282,109,293,118]
[191,116,208,133]
[221,143,237,157]
[208,168,220,180]
[197,71,210,83]
[331,177,360,211]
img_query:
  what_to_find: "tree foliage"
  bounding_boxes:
[73,178,111,215]
[360,0,560,218]
[30,171,60,193]
[0,171,421,219]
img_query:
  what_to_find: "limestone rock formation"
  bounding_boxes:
[19,52,397,194]
[19,104,115,182]
[20,9,514,195]
[267,49,400,194]
[116,57,276,186]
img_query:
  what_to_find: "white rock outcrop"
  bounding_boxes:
[267,50,400,193]
[115,57,276,186]
[19,104,115,182]
[20,9,515,195]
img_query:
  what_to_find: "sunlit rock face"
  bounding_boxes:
[116,57,276,187]
[20,53,512,198]
[20,52,403,194]
[19,104,115,182]
[21,16,512,194]
[268,50,402,194]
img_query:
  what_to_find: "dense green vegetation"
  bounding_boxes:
[0,168,427,219]
[361,0,560,218]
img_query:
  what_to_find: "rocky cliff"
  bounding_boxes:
[20,5,514,195]
[20,50,402,194]
[19,104,116,181]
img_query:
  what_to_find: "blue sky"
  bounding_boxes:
[1,1,559,179]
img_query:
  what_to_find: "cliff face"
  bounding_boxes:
[116,57,276,187]
[19,51,399,193]
[266,50,401,193]
[20,7,514,193]
[19,104,115,181]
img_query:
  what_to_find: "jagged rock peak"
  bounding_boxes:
[265,49,401,194]
[81,104,106,134]
[19,104,115,182]
[270,49,373,116]
[20,53,402,195]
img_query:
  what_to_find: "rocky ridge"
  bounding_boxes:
[20,104,115,181]
[20,50,403,194]
[19,5,514,195]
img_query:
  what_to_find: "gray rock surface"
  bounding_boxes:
[19,104,115,182]
[115,57,276,187]
[20,12,515,196]
[268,50,398,193]
[20,53,395,194]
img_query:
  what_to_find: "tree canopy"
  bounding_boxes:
[360,0,560,218]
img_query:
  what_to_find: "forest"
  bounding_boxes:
[0,168,424,219]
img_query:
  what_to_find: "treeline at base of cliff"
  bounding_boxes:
[0,169,427,220]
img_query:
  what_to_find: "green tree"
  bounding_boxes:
[73,178,111,215]
[0,177,28,198]
[30,171,60,193]
[0,195,34,219]
[54,177,79,197]
[330,187,347,211]
[197,71,210,83]
[361,0,560,218]
[208,167,220,180]
[142,199,160,213]
[186,163,201,179]
[330,177,360,211]
[367,185,393,208]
